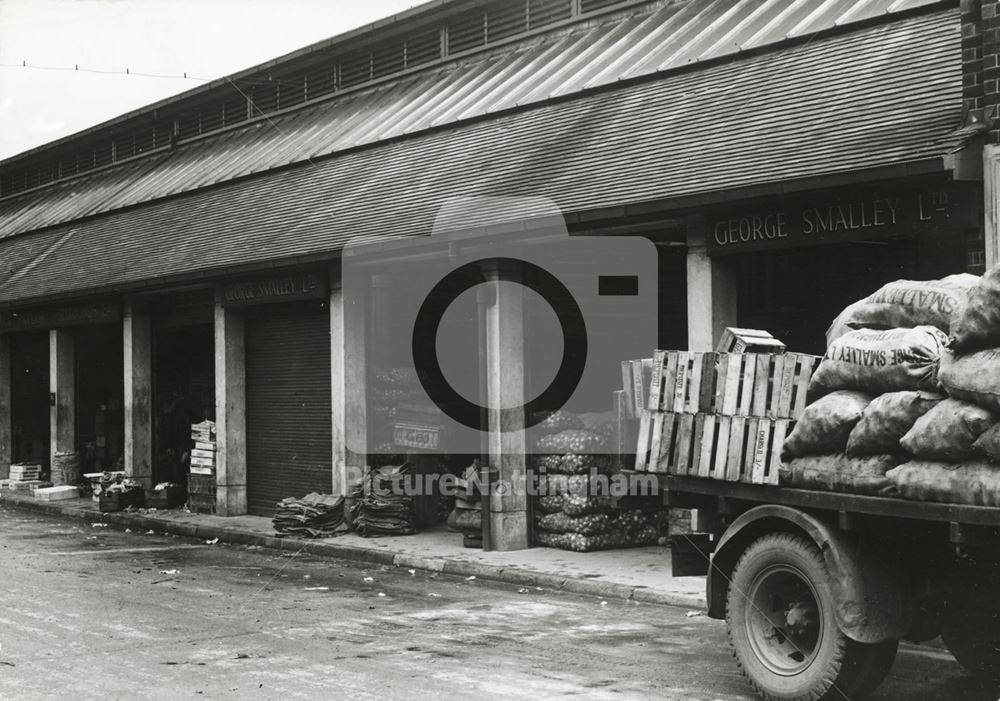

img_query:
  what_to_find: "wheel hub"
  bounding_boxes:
[744,564,823,676]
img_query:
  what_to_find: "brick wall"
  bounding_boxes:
[967,0,1000,142]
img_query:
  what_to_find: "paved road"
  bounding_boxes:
[0,504,992,700]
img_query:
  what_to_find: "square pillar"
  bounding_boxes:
[985,144,1000,269]
[49,329,75,457]
[330,269,367,497]
[686,216,738,351]
[214,303,247,516]
[123,301,153,490]
[484,270,529,552]
[0,333,10,479]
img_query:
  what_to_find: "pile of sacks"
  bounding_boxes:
[532,411,658,551]
[782,270,1000,506]
[350,464,417,536]
[273,493,348,538]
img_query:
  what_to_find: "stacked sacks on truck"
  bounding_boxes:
[826,273,979,345]
[875,263,1000,505]
[782,279,969,495]
[532,411,660,552]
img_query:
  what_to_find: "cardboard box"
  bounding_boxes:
[34,485,80,501]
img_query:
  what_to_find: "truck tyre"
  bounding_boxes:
[726,533,897,700]
[941,605,1000,685]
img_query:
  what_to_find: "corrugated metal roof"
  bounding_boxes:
[0,0,946,240]
[0,8,962,304]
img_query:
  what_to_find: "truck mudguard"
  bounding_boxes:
[706,505,911,644]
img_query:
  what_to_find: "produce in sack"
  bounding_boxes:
[535,495,566,514]
[531,409,585,435]
[533,452,612,475]
[447,508,482,532]
[845,391,944,457]
[950,263,1000,353]
[535,429,607,454]
[562,494,614,517]
[836,274,979,334]
[536,474,590,496]
[972,423,1000,462]
[781,391,873,461]
[886,461,1000,507]
[536,527,658,552]
[809,326,948,396]
[826,300,866,346]
[616,509,654,534]
[536,512,613,535]
[939,348,1000,412]
[899,398,997,462]
[779,454,901,496]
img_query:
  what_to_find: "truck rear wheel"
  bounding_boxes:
[726,533,897,700]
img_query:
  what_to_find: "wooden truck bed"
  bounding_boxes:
[661,474,1000,529]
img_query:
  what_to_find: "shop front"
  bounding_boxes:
[698,177,981,353]
[0,301,123,477]
[219,269,334,516]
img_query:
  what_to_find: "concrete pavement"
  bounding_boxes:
[0,492,705,608]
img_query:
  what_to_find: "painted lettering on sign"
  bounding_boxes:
[222,272,326,306]
[709,187,966,253]
[0,302,120,332]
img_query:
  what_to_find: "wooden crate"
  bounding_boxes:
[716,327,787,354]
[647,350,818,420]
[634,411,789,485]
[621,358,654,418]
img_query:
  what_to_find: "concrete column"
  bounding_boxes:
[49,329,75,458]
[0,333,10,479]
[984,144,1000,269]
[331,268,367,497]
[123,301,153,490]
[686,217,738,351]
[484,267,529,552]
[214,303,247,516]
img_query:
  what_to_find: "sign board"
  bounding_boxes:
[0,301,120,332]
[708,183,976,255]
[221,271,327,307]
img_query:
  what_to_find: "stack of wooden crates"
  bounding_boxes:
[189,420,216,513]
[628,329,819,485]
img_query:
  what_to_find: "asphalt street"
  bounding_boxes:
[0,503,993,701]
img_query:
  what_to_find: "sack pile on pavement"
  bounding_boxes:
[273,493,347,538]
[783,267,1000,506]
[350,464,417,537]
[529,410,658,552]
[446,463,483,542]
[534,509,659,553]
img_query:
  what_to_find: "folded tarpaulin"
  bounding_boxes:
[272,492,348,538]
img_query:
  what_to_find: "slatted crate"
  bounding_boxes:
[647,350,818,420]
[634,411,790,484]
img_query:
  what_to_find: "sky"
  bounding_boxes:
[0,0,422,160]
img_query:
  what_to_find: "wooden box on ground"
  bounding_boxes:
[634,411,789,484]
[187,473,215,514]
[99,490,144,512]
[146,485,188,509]
[647,350,818,420]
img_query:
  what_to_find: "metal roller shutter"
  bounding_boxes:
[245,303,332,516]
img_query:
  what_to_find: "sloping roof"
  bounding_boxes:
[0,0,945,241]
[0,7,963,305]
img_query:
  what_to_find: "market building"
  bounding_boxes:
[0,0,993,550]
